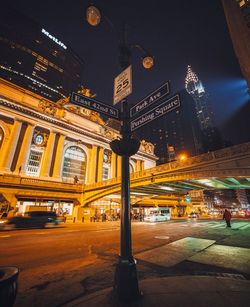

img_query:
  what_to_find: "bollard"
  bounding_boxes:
[0,267,19,307]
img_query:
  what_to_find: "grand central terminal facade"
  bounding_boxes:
[0,78,158,221]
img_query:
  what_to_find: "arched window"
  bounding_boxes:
[129,163,134,173]
[102,149,111,180]
[0,127,4,150]
[62,146,87,183]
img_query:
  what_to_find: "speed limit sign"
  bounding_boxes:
[113,65,132,105]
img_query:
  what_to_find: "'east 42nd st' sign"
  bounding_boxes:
[70,92,119,119]
[130,94,181,132]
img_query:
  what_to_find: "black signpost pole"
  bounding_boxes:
[110,24,141,301]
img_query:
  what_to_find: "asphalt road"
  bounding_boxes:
[1,218,250,307]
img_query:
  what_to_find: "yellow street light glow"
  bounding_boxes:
[142,56,154,69]
[179,154,187,161]
[86,6,101,26]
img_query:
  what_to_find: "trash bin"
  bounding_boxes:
[0,266,19,307]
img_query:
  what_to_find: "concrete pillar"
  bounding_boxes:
[15,123,34,174]
[97,147,104,182]
[52,134,66,179]
[86,145,98,183]
[40,131,56,177]
[0,120,22,172]
[2,193,18,217]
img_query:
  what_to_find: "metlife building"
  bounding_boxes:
[0,6,84,101]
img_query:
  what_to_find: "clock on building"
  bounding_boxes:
[35,134,44,145]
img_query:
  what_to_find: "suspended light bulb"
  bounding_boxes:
[142,56,154,69]
[86,5,101,26]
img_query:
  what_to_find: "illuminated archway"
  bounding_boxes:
[62,146,87,183]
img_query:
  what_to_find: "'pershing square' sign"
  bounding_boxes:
[130,94,180,132]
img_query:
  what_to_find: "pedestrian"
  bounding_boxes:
[223,208,232,227]
[102,212,106,222]
[74,175,79,184]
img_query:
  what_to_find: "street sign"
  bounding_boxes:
[130,81,170,117]
[130,94,180,132]
[70,92,119,119]
[113,65,132,105]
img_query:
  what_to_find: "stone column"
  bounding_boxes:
[40,131,56,177]
[111,152,117,178]
[117,155,122,177]
[136,160,142,172]
[52,134,66,179]
[86,145,98,183]
[97,147,104,182]
[141,160,145,171]
[0,120,22,172]
[15,123,34,174]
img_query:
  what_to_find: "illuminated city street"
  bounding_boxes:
[1,219,250,306]
[0,0,250,306]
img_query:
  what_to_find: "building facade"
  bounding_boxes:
[0,6,84,102]
[221,0,250,91]
[0,78,156,219]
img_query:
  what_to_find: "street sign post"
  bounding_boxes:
[70,92,119,119]
[130,81,170,117]
[130,94,180,132]
[113,65,132,105]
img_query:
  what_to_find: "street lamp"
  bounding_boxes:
[86,5,154,301]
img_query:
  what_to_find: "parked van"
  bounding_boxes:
[144,207,171,222]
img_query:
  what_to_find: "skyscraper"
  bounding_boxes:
[185,65,214,130]
[0,6,84,102]
[185,65,223,152]
[221,0,250,91]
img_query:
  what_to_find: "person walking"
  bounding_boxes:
[223,208,232,227]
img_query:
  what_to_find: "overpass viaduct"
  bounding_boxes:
[0,142,250,210]
[83,142,250,205]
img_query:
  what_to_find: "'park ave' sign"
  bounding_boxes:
[130,81,170,117]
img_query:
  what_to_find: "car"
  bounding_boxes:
[0,211,60,230]
[245,210,250,218]
[188,212,199,218]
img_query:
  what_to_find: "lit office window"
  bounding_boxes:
[62,146,86,183]
[26,148,44,176]
[237,0,246,7]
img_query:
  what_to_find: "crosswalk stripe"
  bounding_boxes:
[237,224,250,230]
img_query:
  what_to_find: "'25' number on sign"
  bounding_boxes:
[116,79,129,94]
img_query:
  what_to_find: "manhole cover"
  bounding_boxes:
[154,236,170,240]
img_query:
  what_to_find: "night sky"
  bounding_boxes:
[4,0,250,144]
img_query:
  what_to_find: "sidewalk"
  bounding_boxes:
[65,275,250,307]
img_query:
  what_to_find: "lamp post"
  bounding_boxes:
[86,6,154,301]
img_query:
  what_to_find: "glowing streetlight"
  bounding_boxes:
[86,5,101,26]
[179,153,187,161]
